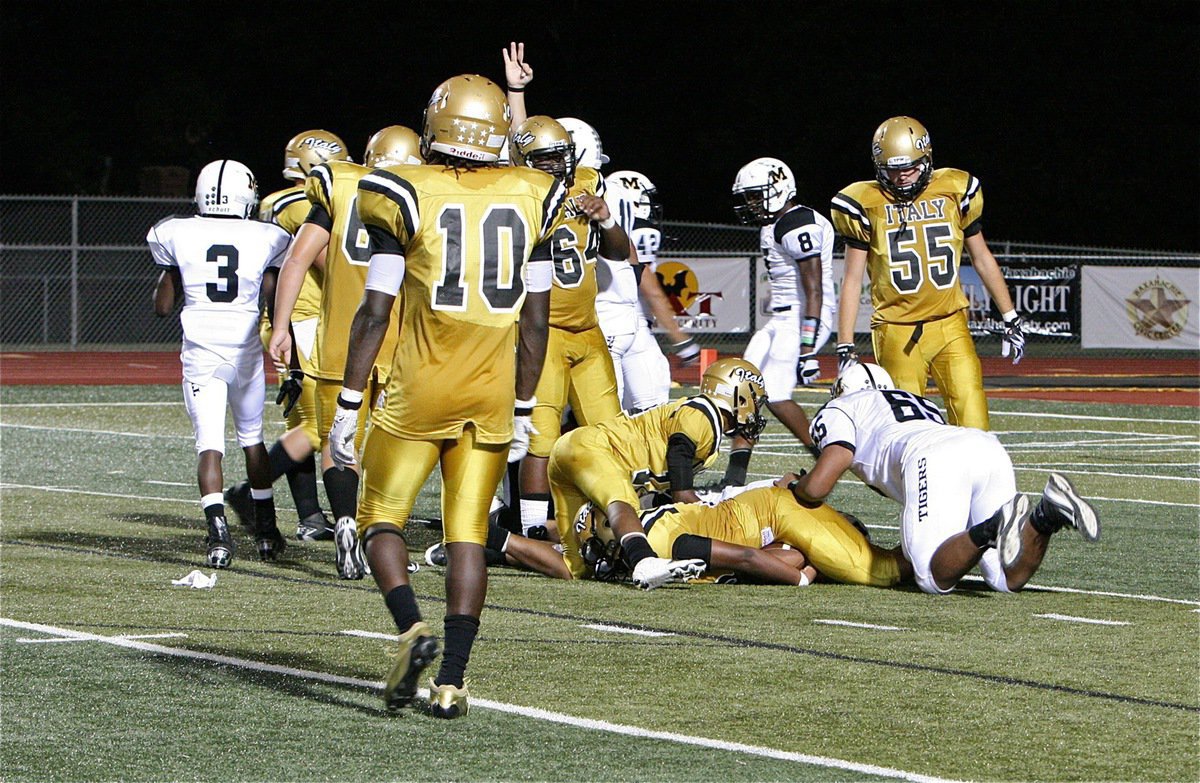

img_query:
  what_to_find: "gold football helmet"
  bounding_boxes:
[871,116,933,202]
[364,125,424,168]
[511,115,577,184]
[421,74,510,163]
[282,129,350,181]
[573,502,627,581]
[700,358,767,440]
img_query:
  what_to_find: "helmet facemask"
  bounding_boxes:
[874,157,933,203]
[731,185,774,225]
[525,145,577,185]
[700,358,768,442]
[574,502,629,581]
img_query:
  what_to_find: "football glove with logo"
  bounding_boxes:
[329,396,360,469]
[836,343,859,374]
[276,370,304,418]
[1001,313,1026,364]
[508,397,539,463]
[672,337,701,367]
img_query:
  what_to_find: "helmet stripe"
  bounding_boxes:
[215,159,228,207]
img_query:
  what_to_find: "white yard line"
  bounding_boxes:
[1,423,189,440]
[0,401,177,408]
[341,629,399,641]
[991,410,1199,426]
[17,632,189,644]
[144,480,193,487]
[1011,467,1199,483]
[1,483,196,505]
[582,623,676,637]
[813,619,907,631]
[1034,614,1131,627]
[0,617,964,783]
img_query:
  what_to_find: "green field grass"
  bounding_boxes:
[1,384,1197,782]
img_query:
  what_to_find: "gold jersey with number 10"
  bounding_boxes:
[831,168,983,326]
[304,160,401,381]
[356,164,568,444]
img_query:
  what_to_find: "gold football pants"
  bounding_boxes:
[529,325,621,457]
[357,424,507,545]
[872,309,989,429]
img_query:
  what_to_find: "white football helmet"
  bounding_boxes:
[604,170,663,225]
[195,160,258,218]
[731,157,796,225]
[831,362,895,398]
[557,117,609,169]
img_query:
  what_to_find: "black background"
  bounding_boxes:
[3,0,1197,250]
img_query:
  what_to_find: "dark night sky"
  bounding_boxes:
[3,1,1197,250]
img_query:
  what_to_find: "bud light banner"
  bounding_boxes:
[960,262,1077,337]
[652,257,752,333]
[1081,265,1199,349]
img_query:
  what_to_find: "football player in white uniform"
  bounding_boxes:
[784,364,1100,595]
[149,159,292,568]
[721,157,835,486]
[601,169,700,411]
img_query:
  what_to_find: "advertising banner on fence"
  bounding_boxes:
[1081,266,1199,349]
[961,262,1077,337]
[652,257,752,333]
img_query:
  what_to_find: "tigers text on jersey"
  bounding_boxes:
[594,396,724,491]
[549,167,605,331]
[305,160,401,380]
[830,168,982,325]
[809,388,950,502]
[259,185,321,322]
[356,163,568,443]
[147,214,290,381]
[760,205,835,317]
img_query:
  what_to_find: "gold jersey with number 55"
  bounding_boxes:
[831,167,983,326]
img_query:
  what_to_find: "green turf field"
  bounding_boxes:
[2,384,1197,782]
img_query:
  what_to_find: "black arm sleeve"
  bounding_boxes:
[666,433,698,492]
[304,203,333,232]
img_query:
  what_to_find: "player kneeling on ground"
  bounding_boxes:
[786,363,1100,594]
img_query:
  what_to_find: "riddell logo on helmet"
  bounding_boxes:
[300,137,343,154]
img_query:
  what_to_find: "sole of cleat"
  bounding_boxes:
[385,636,440,712]
[334,518,366,580]
[1046,473,1100,542]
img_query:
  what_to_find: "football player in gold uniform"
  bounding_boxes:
[270,127,420,579]
[509,115,626,542]
[329,75,570,718]
[830,117,1025,429]
[226,130,346,543]
[546,358,766,588]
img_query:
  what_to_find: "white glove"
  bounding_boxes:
[508,396,538,463]
[798,355,820,385]
[328,405,358,469]
[631,557,707,590]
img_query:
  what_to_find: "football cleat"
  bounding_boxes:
[382,622,440,712]
[995,493,1031,569]
[1039,473,1101,542]
[295,511,335,542]
[255,523,287,562]
[205,516,235,569]
[223,483,254,533]
[424,542,447,567]
[428,678,470,719]
[630,557,707,590]
[334,516,367,580]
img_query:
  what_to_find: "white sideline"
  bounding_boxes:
[1034,614,1131,626]
[1,617,964,783]
[991,411,1199,426]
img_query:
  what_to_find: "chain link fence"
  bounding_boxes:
[2,197,1197,359]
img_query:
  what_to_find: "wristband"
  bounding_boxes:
[506,85,525,92]
[1001,309,1018,323]
[337,388,364,410]
[514,396,536,416]
[598,215,616,230]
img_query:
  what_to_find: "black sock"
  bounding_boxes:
[498,460,522,533]
[268,441,301,481]
[435,614,480,688]
[622,535,655,565]
[1029,500,1063,535]
[384,585,422,634]
[723,448,751,486]
[485,524,510,553]
[286,454,322,519]
[203,503,225,523]
[253,497,276,531]
[323,466,359,521]
[968,512,1001,549]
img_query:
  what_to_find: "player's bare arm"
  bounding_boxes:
[780,444,853,504]
[341,288,393,396]
[708,539,810,586]
[965,232,1016,315]
[502,41,532,128]
[577,194,630,261]
[837,247,867,347]
[516,288,551,401]
[152,268,181,317]
[798,255,823,324]
[269,221,331,364]
[638,253,693,345]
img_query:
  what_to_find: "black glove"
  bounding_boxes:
[1002,314,1026,365]
[836,343,859,374]
[672,337,701,367]
[276,369,304,418]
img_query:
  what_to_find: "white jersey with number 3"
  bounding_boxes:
[809,388,949,501]
[147,215,291,380]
